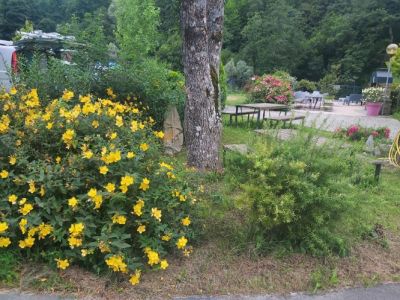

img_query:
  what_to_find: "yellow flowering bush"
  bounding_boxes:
[0,88,194,285]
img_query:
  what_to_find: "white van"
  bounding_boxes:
[0,40,18,92]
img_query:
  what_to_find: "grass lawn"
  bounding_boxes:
[226,92,248,106]
[1,121,400,299]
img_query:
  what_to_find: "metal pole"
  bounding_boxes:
[382,62,391,115]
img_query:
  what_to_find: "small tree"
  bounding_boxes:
[113,0,160,61]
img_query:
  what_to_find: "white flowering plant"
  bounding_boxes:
[362,87,386,103]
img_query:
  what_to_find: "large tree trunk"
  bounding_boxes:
[182,0,224,171]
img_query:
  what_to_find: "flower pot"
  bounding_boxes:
[366,102,382,116]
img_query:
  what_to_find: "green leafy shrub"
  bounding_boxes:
[0,88,194,285]
[296,79,317,92]
[94,59,186,126]
[225,131,372,256]
[16,55,186,125]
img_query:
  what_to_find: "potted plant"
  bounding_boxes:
[362,87,386,116]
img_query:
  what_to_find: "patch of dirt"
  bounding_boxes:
[13,232,400,300]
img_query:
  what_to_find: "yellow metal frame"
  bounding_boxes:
[389,131,400,167]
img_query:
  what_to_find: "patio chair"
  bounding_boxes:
[344,94,363,105]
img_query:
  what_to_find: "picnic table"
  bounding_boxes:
[236,103,289,123]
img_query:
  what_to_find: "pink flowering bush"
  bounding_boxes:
[248,74,294,105]
[334,125,390,141]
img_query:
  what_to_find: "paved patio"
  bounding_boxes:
[294,102,400,139]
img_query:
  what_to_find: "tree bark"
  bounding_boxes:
[182,0,224,171]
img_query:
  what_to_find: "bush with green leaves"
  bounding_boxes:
[296,79,317,92]
[225,131,373,256]
[16,55,185,125]
[0,88,194,285]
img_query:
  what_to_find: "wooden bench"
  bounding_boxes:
[263,115,305,127]
[222,106,258,126]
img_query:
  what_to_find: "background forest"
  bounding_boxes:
[1,0,400,85]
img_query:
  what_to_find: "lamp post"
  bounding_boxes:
[382,43,399,115]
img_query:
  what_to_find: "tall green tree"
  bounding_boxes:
[113,0,160,61]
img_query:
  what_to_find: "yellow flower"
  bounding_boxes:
[139,178,150,191]
[99,241,111,253]
[127,152,135,159]
[183,248,193,257]
[19,197,27,205]
[161,234,171,241]
[147,250,160,266]
[40,185,45,196]
[99,166,109,175]
[19,218,27,234]
[160,259,169,270]
[0,170,8,178]
[0,115,10,134]
[68,236,83,248]
[167,172,176,179]
[19,203,33,216]
[137,225,146,234]
[55,258,70,270]
[46,122,53,129]
[87,188,97,198]
[56,156,62,164]
[121,175,134,187]
[154,131,164,139]
[129,270,141,286]
[0,222,9,233]
[8,194,17,204]
[108,132,118,140]
[62,90,74,101]
[176,236,188,249]
[92,120,99,128]
[120,185,128,193]
[79,94,91,103]
[9,155,16,165]
[28,180,36,193]
[112,215,127,225]
[106,87,116,99]
[0,237,11,248]
[93,194,103,209]
[151,208,162,222]
[62,129,75,145]
[37,223,53,239]
[133,199,144,216]
[105,183,116,193]
[159,162,174,170]
[19,236,35,248]
[10,86,17,95]
[181,217,191,226]
[115,115,124,127]
[68,197,78,208]
[28,227,38,237]
[140,143,149,152]
[69,223,84,237]
[105,255,127,273]
[82,150,93,159]
[130,120,139,132]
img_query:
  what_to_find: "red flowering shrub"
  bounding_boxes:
[248,74,294,105]
[334,125,391,141]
